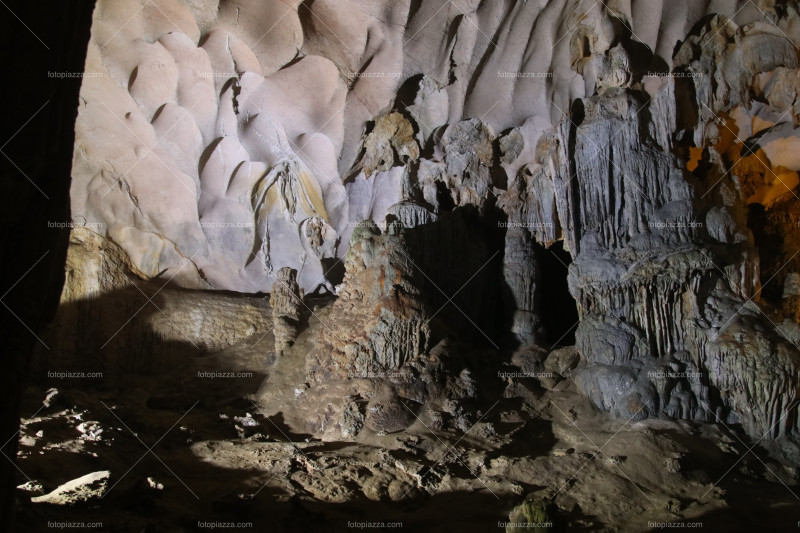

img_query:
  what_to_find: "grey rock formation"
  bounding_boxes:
[439,119,497,208]
[553,13,800,451]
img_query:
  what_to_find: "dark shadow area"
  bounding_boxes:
[407,0,425,25]
[537,242,579,347]
[649,424,800,528]
[31,284,211,383]
[747,201,787,305]
[0,1,96,528]
[264,411,314,442]
[491,417,558,461]
[393,73,425,112]
[686,498,800,532]
[320,257,346,288]
[16,467,530,533]
[29,282,273,412]
[403,204,507,349]
[297,0,318,39]
[434,181,456,212]
[16,334,541,533]
[674,69,698,131]
[566,99,585,254]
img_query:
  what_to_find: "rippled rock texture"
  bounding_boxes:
[68,0,800,455]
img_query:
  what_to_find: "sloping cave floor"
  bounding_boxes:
[13,298,800,532]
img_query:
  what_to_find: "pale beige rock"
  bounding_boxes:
[31,471,109,505]
[73,0,800,297]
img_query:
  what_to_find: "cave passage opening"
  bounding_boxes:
[537,241,579,346]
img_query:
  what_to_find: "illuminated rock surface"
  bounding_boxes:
[20,0,800,530]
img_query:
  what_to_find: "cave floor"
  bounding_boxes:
[14,311,800,532]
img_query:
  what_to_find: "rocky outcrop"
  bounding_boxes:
[74,0,769,294]
[439,119,497,208]
[269,267,303,355]
[36,227,272,377]
[30,471,110,505]
[552,13,800,450]
[295,216,497,439]
[356,112,420,178]
[308,220,432,382]
[70,0,800,453]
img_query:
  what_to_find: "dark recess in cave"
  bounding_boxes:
[747,201,785,305]
[435,180,456,213]
[537,242,579,346]
[1,0,96,528]
[393,73,424,112]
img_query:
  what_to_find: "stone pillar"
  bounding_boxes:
[270,267,303,355]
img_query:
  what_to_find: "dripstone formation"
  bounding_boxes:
[61,0,800,462]
[270,267,303,355]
